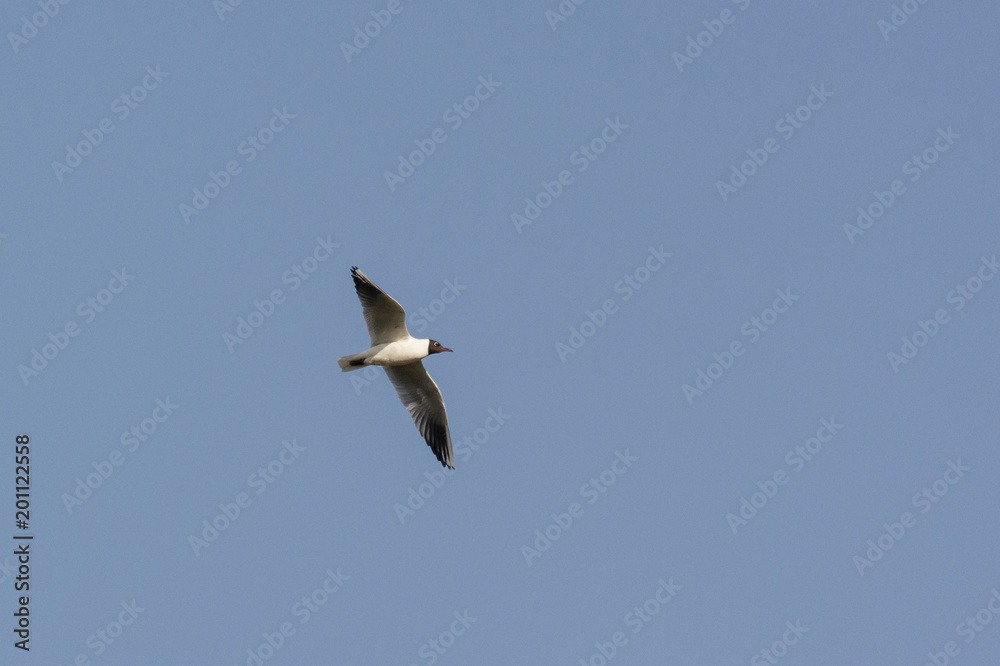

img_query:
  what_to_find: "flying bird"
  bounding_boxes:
[338,267,455,468]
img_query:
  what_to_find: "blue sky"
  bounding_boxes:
[2,1,999,664]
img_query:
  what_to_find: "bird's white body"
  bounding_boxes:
[338,337,431,369]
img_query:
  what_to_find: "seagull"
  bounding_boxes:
[338,267,455,468]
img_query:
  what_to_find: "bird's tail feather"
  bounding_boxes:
[337,353,366,372]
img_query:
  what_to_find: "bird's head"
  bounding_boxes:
[428,340,453,354]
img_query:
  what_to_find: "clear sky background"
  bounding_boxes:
[2,1,999,664]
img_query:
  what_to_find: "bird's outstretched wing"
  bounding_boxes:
[351,267,409,345]
[384,361,454,468]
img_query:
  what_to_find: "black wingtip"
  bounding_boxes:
[351,266,372,286]
[351,267,376,294]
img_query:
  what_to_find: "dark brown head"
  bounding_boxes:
[428,340,453,354]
